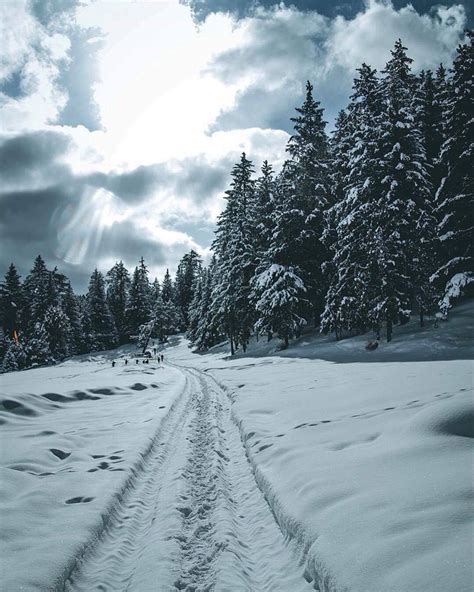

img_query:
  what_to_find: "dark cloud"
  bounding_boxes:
[0,131,72,186]
[183,0,472,25]
[0,130,232,291]
[182,0,361,21]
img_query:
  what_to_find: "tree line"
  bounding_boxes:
[187,35,473,352]
[0,252,201,372]
[1,35,472,370]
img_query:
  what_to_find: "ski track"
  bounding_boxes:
[61,362,309,592]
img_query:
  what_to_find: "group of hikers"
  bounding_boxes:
[111,352,165,368]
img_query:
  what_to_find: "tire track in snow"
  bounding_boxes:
[61,362,310,591]
[61,373,194,592]
[171,365,310,592]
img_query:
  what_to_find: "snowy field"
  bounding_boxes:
[1,305,473,592]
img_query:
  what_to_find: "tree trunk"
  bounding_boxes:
[267,332,272,342]
[229,328,235,355]
[386,318,393,343]
[419,307,424,327]
[284,335,289,349]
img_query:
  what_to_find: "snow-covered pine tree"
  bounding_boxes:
[0,264,24,339]
[106,261,130,344]
[252,263,307,348]
[252,161,276,267]
[25,322,53,367]
[174,250,202,330]
[1,339,27,373]
[86,269,118,351]
[282,80,330,323]
[321,64,382,337]
[186,269,203,345]
[161,269,174,303]
[190,258,222,351]
[43,304,71,360]
[51,269,85,355]
[212,153,256,353]
[126,257,152,335]
[251,162,309,345]
[373,40,435,339]
[152,295,180,341]
[432,32,474,314]
[22,255,50,335]
[151,278,161,302]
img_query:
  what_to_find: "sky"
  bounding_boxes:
[0,0,470,292]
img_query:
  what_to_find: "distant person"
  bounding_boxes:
[136,359,139,365]
[161,354,164,363]
[153,347,157,356]
[112,360,116,368]
[125,359,128,365]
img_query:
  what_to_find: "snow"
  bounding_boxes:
[0,350,186,591]
[170,303,473,592]
[1,304,473,591]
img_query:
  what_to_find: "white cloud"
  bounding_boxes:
[325,0,467,75]
[0,0,71,130]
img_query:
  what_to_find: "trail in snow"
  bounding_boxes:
[63,362,309,592]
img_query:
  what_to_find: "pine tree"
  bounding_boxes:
[86,270,118,351]
[43,305,71,360]
[252,263,307,348]
[152,295,180,341]
[1,340,27,373]
[321,64,382,337]
[151,278,161,302]
[174,250,202,329]
[161,269,174,303]
[106,261,130,343]
[283,80,330,323]
[0,264,24,339]
[189,258,222,350]
[432,32,474,314]
[212,153,256,352]
[126,257,152,334]
[252,161,276,266]
[22,255,50,335]
[374,40,434,339]
[25,322,53,367]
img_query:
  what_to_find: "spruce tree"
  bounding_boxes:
[212,153,255,352]
[106,261,130,343]
[86,270,118,351]
[283,80,330,322]
[23,255,50,335]
[252,161,276,267]
[161,269,174,303]
[252,263,307,348]
[43,305,71,360]
[0,264,24,339]
[174,250,202,329]
[374,40,434,339]
[321,64,382,337]
[126,257,152,334]
[432,32,474,314]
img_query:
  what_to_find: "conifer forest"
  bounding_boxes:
[2,37,471,371]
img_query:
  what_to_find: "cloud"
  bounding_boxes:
[182,0,364,22]
[183,0,472,26]
[207,1,467,132]
[0,0,102,131]
[0,130,73,191]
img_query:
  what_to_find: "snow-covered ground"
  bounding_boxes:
[0,351,186,591]
[1,304,473,591]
